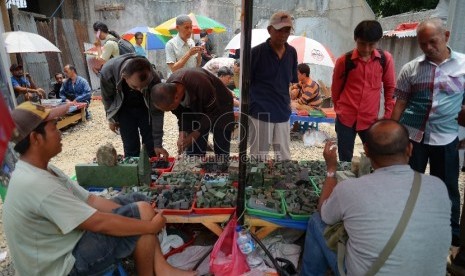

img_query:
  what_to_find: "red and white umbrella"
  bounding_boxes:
[287,35,335,67]
[225,31,335,67]
[224,29,270,50]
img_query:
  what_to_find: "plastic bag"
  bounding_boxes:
[302,129,328,147]
[210,215,250,276]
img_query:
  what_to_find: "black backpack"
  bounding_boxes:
[107,37,135,56]
[342,48,386,89]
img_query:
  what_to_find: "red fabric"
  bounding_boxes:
[331,49,396,131]
[0,96,15,164]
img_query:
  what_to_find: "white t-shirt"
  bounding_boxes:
[3,160,96,275]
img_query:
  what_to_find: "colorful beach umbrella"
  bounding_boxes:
[154,13,227,35]
[122,26,171,50]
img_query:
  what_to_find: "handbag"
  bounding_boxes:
[324,171,421,276]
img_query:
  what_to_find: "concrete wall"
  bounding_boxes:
[59,0,375,84]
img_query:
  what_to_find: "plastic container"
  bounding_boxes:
[193,202,235,214]
[309,176,324,195]
[0,182,7,202]
[246,194,286,219]
[281,189,318,221]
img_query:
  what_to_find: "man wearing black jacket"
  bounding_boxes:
[100,54,169,158]
[151,68,234,158]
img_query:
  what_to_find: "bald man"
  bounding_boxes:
[391,18,465,249]
[301,119,451,275]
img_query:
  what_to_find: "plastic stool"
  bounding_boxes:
[102,263,127,276]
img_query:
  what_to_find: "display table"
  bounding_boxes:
[165,213,308,239]
[56,103,87,129]
[289,114,335,130]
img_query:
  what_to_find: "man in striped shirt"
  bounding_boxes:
[290,63,322,111]
[392,18,465,252]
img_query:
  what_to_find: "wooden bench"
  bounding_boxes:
[56,102,87,130]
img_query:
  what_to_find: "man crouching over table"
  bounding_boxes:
[2,102,196,275]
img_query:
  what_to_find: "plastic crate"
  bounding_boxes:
[193,204,236,215]
[245,189,286,219]
[281,189,318,221]
[310,176,324,195]
[150,157,175,174]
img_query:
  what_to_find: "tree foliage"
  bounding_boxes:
[366,0,440,17]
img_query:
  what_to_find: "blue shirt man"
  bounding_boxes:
[61,64,92,119]
[249,11,298,161]
[10,63,46,101]
[60,65,91,103]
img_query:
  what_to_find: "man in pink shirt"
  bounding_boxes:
[331,20,396,161]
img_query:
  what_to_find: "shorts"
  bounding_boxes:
[69,202,141,276]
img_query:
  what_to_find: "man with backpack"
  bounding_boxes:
[92,21,135,74]
[331,20,396,162]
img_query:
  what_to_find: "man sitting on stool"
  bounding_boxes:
[10,63,46,103]
[60,64,92,120]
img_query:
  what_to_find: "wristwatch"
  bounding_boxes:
[326,171,336,178]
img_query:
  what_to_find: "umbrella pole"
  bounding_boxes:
[236,0,253,226]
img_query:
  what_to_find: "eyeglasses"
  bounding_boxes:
[136,37,143,40]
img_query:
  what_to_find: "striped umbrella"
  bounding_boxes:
[154,13,227,35]
[287,36,336,67]
[121,26,171,50]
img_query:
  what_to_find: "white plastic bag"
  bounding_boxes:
[303,130,328,147]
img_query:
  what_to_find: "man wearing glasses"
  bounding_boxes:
[100,54,169,159]
[134,32,147,57]
[249,11,298,161]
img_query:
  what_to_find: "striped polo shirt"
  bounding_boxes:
[395,49,465,145]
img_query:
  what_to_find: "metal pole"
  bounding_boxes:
[236,0,253,226]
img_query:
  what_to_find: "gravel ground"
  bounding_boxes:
[0,99,463,274]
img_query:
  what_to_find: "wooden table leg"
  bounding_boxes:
[253,226,279,239]
[202,222,224,237]
[81,106,86,122]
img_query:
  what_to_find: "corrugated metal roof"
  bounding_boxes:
[383,22,419,38]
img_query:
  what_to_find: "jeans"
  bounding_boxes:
[335,117,368,162]
[409,137,460,246]
[118,105,155,157]
[69,203,141,275]
[300,213,339,276]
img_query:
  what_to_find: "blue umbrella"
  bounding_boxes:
[122,26,171,50]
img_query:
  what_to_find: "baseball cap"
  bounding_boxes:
[268,11,293,30]
[9,63,23,72]
[11,101,70,143]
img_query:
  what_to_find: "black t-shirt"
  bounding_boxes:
[121,81,145,108]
